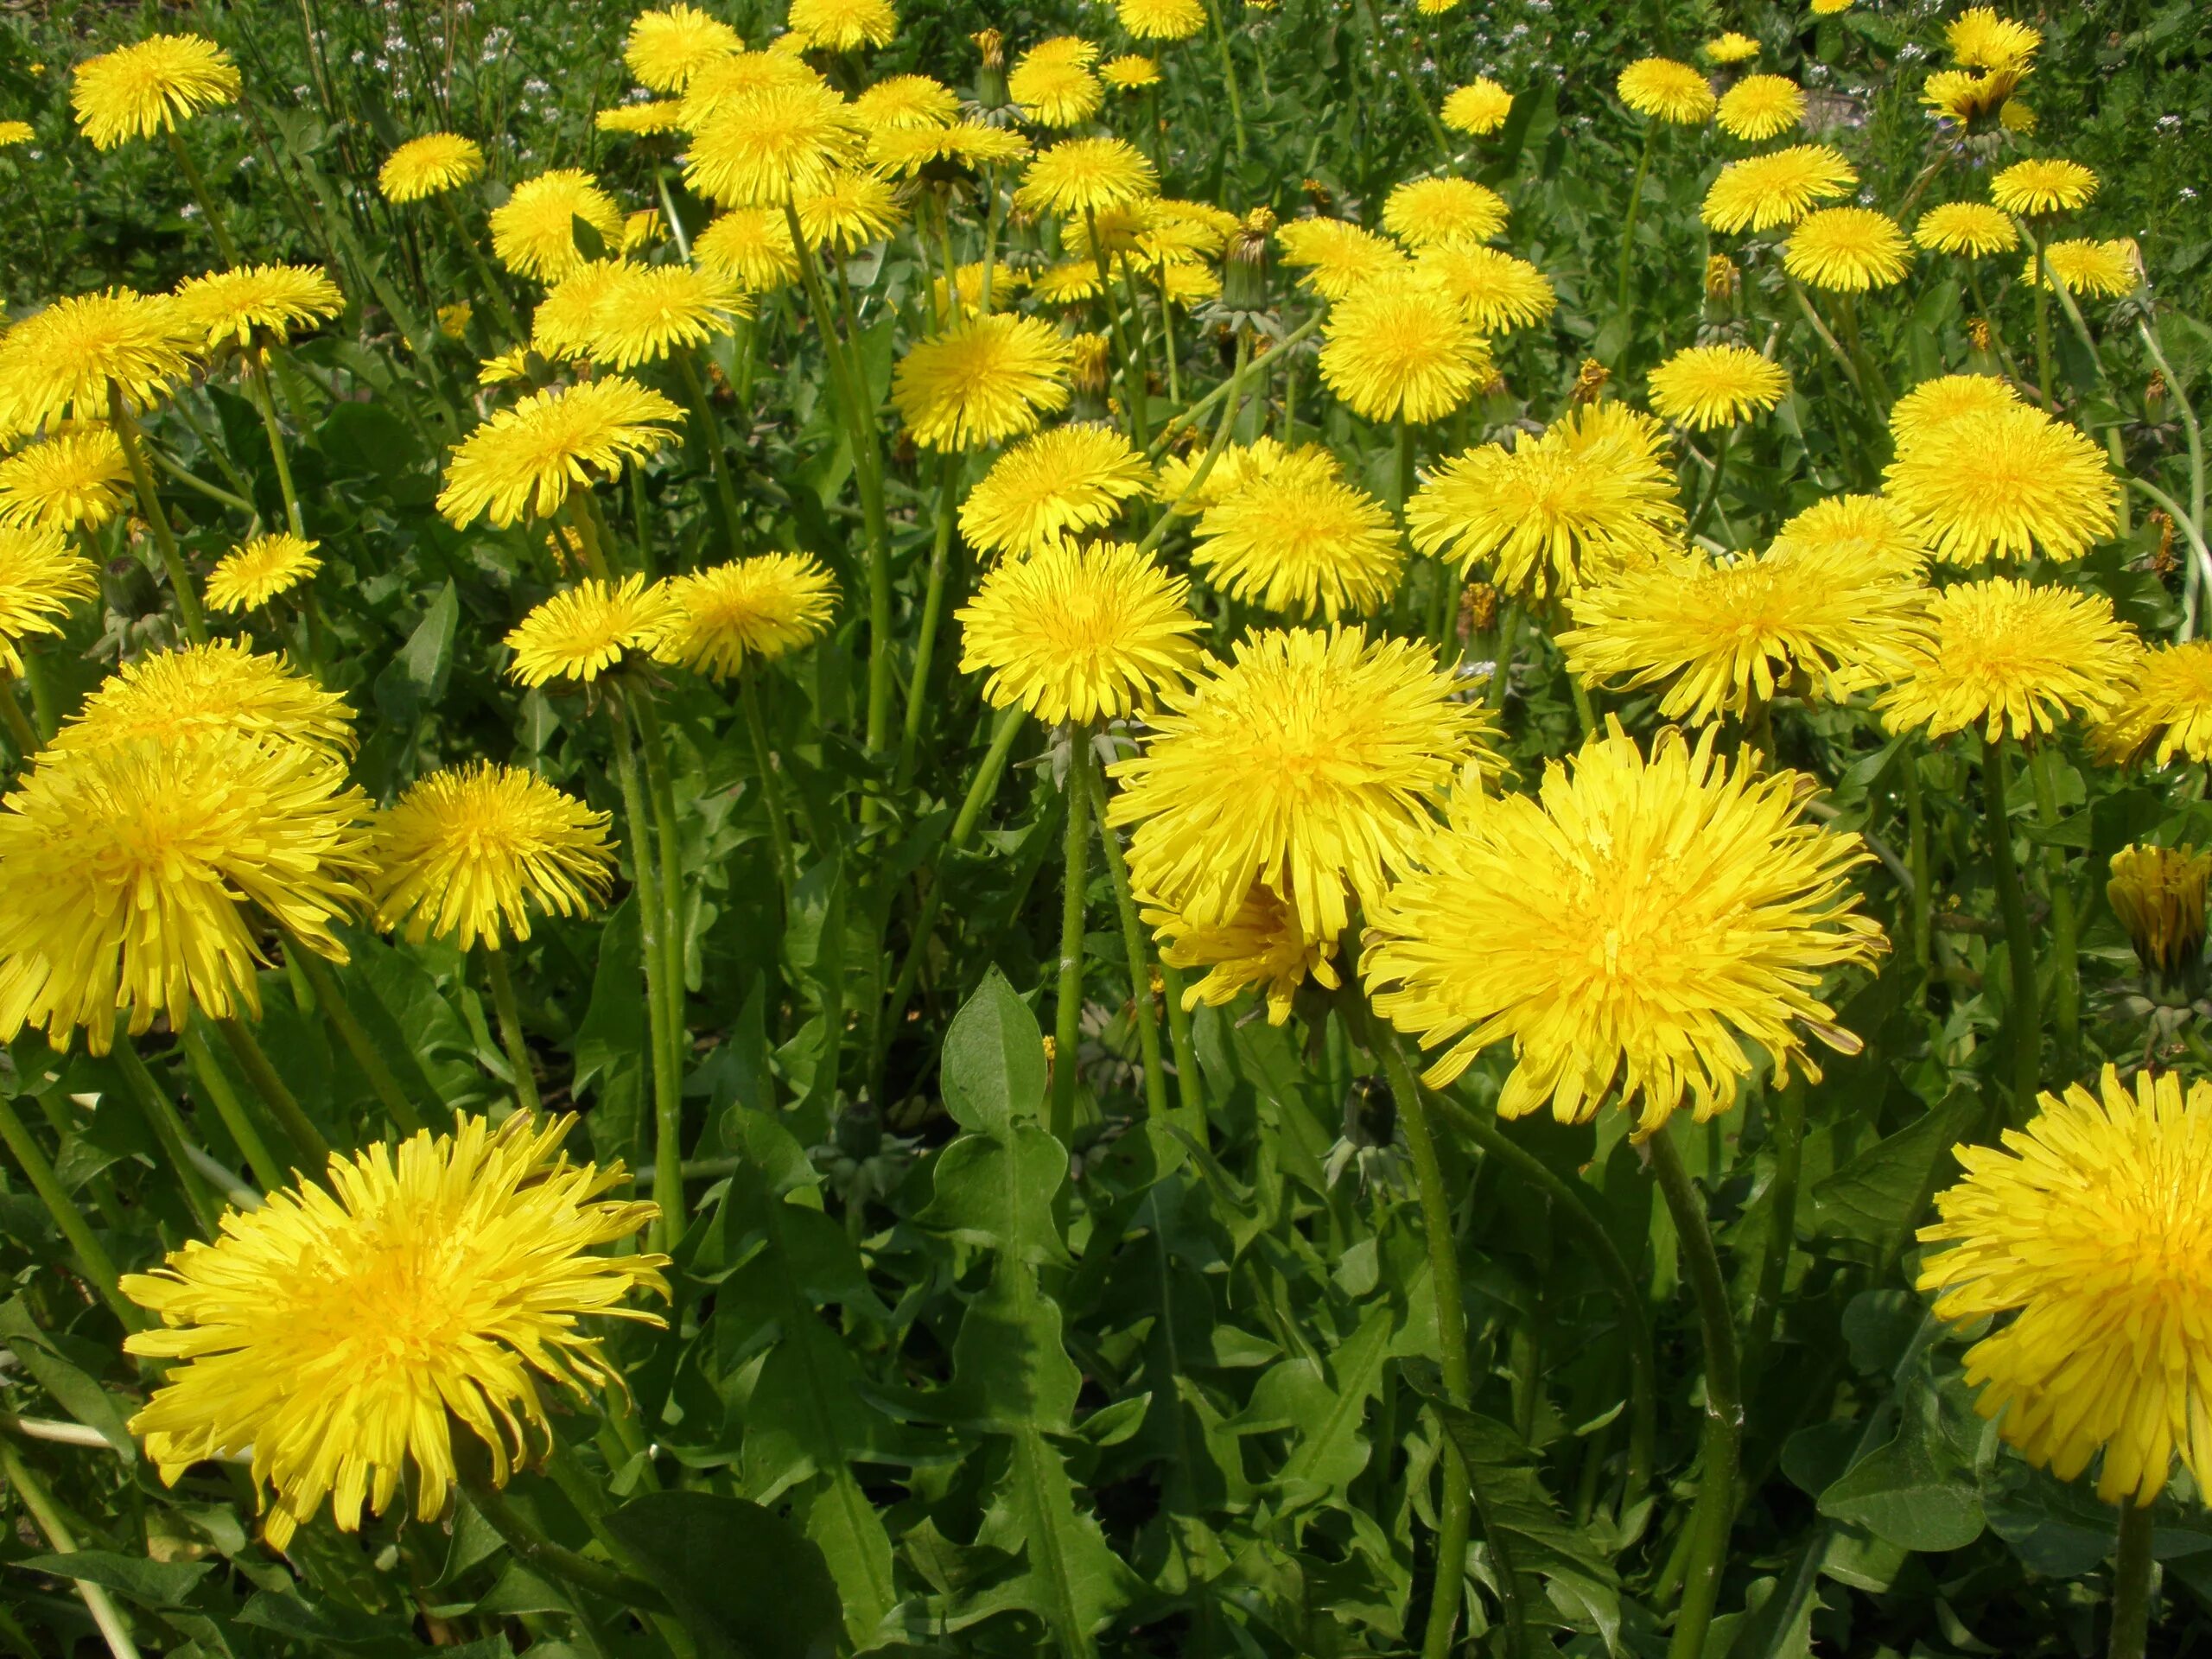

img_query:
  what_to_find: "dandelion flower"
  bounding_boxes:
[1156,435,1306,515]
[620,208,665,254]
[684,81,861,207]
[1646,343,1789,431]
[1885,403,2116,564]
[956,540,1203,727]
[1917,1065,2212,1506]
[1274,217,1409,301]
[205,533,321,614]
[893,314,1072,452]
[1947,6,2041,72]
[2107,849,2209,975]
[1702,143,1858,234]
[51,641,355,760]
[171,264,344,350]
[1413,245,1556,332]
[931,262,1027,319]
[0,428,130,532]
[1381,176,1508,248]
[0,122,31,149]
[1716,73,1804,141]
[1190,452,1404,620]
[71,35,238,149]
[1319,275,1490,424]
[786,0,897,51]
[377,133,486,203]
[693,208,801,292]
[596,99,687,137]
[2027,238,2138,298]
[1008,41,1104,128]
[1878,575,2138,741]
[1365,721,1883,1128]
[1913,200,2018,257]
[2092,644,2212,769]
[791,168,905,251]
[437,302,474,340]
[535,258,630,354]
[537,261,747,367]
[1408,403,1684,600]
[504,575,676,687]
[1102,55,1161,92]
[0,289,194,436]
[1922,67,2018,125]
[626,3,744,90]
[851,73,957,129]
[958,424,1154,558]
[1014,136,1157,217]
[1118,0,1205,39]
[675,49,822,126]
[1702,32,1761,65]
[123,1112,666,1548]
[1441,79,1515,136]
[1991,157,2097,217]
[1108,626,1493,946]
[438,377,683,529]
[0,526,97,676]
[1811,0,1853,12]
[370,765,616,950]
[0,726,373,1052]
[1888,371,2022,450]
[1770,493,1927,571]
[656,553,838,678]
[489,170,626,283]
[1146,883,1342,1027]
[1783,206,1911,291]
[1618,58,1717,124]
[1560,542,1929,722]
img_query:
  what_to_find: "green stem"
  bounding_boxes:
[1648,1120,1743,1659]
[108,392,207,645]
[1615,124,1658,321]
[625,693,689,1251]
[1905,754,1931,976]
[436,191,524,340]
[460,1475,670,1612]
[1688,424,1735,542]
[2030,220,2054,410]
[1484,601,1522,711]
[0,679,37,760]
[289,944,424,1135]
[0,1439,143,1659]
[246,351,306,537]
[0,1096,137,1328]
[1082,757,1169,1120]
[563,491,616,581]
[1138,332,1254,556]
[482,947,543,1120]
[166,124,239,267]
[1049,728,1096,1143]
[1741,1077,1803,1383]
[738,671,797,898]
[1980,736,2042,1124]
[1157,960,1206,1125]
[111,1036,222,1236]
[896,456,963,791]
[2109,1501,2157,1659]
[675,350,747,562]
[2028,741,2081,1081]
[1200,0,1249,159]
[217,1017,330,1173]
[610,708,679,1234]
[181,1023,283,1194]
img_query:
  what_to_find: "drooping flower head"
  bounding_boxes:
[1918,1065,2212,1507]
[2027,238,2139,299]
[1014,136,1158,218]
[1618,57,1717,124]
[656,553,839,679]
[685,80,861,206]
[0,289,195,437]
[1363,721,1885,1130]
[171,264,344,351]
[438,376,683,529]
[1319,273,1491,424]
[892,314,1073,452]
[0,724,374,1052]
[206,533,321,614]
[0,428,130,532]
[1274,216,1409,301]
[504,575,676,687]
[785,0,898,53]
[1913,200,2018,257]
[958,423,1155,559]
[123,1113,667,1548]
[71,35,238,149]
[693,208,802,292]
[2093,644,2212,769]
[1990,156,2097,217]
[626,3,744,91]
[377,133,486,203]
[1108,627,1495,947]
[489,170,626,283]
[0,526,97,676]
[1145,882,1343,1027]
[1441,79,1515,136]
[52,641,355,759]
[1922,67,2021,125]
[2107,849,2210,976]
[1413,245,1557,333]
[1716,73,1804,141]
[1701,144,1857,233]
[1783,206,1911,292]
[1190,449,1404,620]
[370,764,617,950]
[851,73,958,130]
[1408,402,1684,601]
[956,540,1203,727]
[1381,176,1509,248]
[1647,343,1790,431]
[1885,402,2117,564]
[1877,575,2139,741]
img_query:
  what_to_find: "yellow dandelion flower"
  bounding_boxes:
[1885,403,2117,564]
[369,764,616,950]
[0,122,33,149]
[1914,200,2018,257]
[1560,542,1929,722]
[1102,55,1161,91]
[71,35,238,149]
[1917,1065,2212,1507]
[955,540,1203,727]
[1117,0,1205,41]
[1878,575,2138,741]
[692,207,801,291]
[1191,451,1404,620]
[1704,31,1761,64]
[787,0,897,50]
[479,347,534,387]
[1030,261,1105,307]
[0,428,130,532]
[0,525,96,676]
[596,99,687,136]
[170,264,343,350]
[1441,79,1514,137]
[851,73,957,129]
[621,208,666,253]
[1889,370,2022,450]
[684,80,861,207]
[1408,402,1683,600]
[792,167,905,250]
[868,118,1033,176]
[1947,6,2041,71]
[1770,493,1928,571]
[1145,882,1341,1027]
[656,552,839,678]
[0,725,374,1052]
[1647,342,1790,431]
[537,260,747,368]
[489,170,626,283]
[123,1113,666,1548]
[1999,97,2037,132]
[439,377,681,529]
[1274,216,1409,300]
[1381,175,1508,248]
[1783,206,1911,291]
[1155,435,1307,515]
[378,132,485,202]
[1364,721,1883,1128]
[51,641,356,760]
[1618,57,1716,124]
[437,302,474,339]
[205,532,321,614]
[531,261,631,361]
[1107,626,1493,945]
[2027,237,2139,298]
[931,261,1027,319]
[1319,274,1490,424]
[504,575,676,687]
[1991,156,2097,217]
[1922,67,2023,125]
[2107,849,2209,975]
[2092,643,2212,769]
[1701,143,1858,233]
[0,289,194,437]
[958,423,1154,559]
[626,3,744,91]
[1009,40,1104,127]
[1811,0,1853,12]
[1413,245,1556,333]
[893,314,1072,452]
[1716,73,1804,141]
[1014,136,1158,216]
[674,49,822,126]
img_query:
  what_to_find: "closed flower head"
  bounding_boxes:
[2107,848,2209,976]
[893,313,1072,452]
[1878,575,2139,741]
[657,552,838,678]
[438,376,682,528]
[72,35,238,149]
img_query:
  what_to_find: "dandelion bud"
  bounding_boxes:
[1300,176,1333,211]
[1967,316,1994,353]
[1463,580,1498,637]
[1570,356,1611,404]
[971,27,1005,69]
[2147,369,2168,410]
[1070,330,1112,395]
[2108,844,2210,978]
[2151,510,2177,577]
[1703,254,1739,302]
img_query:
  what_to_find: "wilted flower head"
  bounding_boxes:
[2107,848,2210,976]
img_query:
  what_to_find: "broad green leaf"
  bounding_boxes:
[13,1551,209,1607]
[605,1491,842,1659]
[0,1296,137,1462]
[939,966,1048,1137]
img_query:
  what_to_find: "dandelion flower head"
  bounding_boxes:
[437,376,682,529]
[1716,74,1805,141]
[1319,273,1491,424]
[2107,849,2210,976]
[684,81,862,206]
[535,259,748,367]
[1008,38,1104,128]
[0,428,130,532]
[1877,575,2139,741]
[72,35,238,149]
[1703,31,1761,65]
[1914,200,2018,257]
[958,423,1155,559]
[1414,245,1557,333]
[1991,156,2097,217]
[171,264,344,350]
[1618,57,1717,124]
[1441,79,1515,136]
[1885,401,2116,564]
[1783,206,1911,292]
[1117,0,1205,40]
[674,48,821,126]
[206,533,321,614]
[892,313,1072,452]
[1947,6,2042,72]
[626,3,744,90]
[1146,882,1343,1028]
[785,0,898,53]
[51,641,356,760]
[1888,370,2021,451]
[597,99,687,137]
[0,289,194,437]
[1702,143,1857,233]
[1382,176,1509,248]
[851,73,957,129]
[693,208,801,292]
[378,133,486,203]
[792,168,906,251]
[2027,238,2138,298]
[504,575,676,687]
[1102,55,1162,92]
[1014,136,1158,217]
[656,552,839,679]
[2092,643,2212,769]
[1770,493,1928,571]
[489,170,626,283]
[0,525,97,676]
[1190,449,1405,621]
[1647,343,1790,432]
[1274,217,1409,301]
